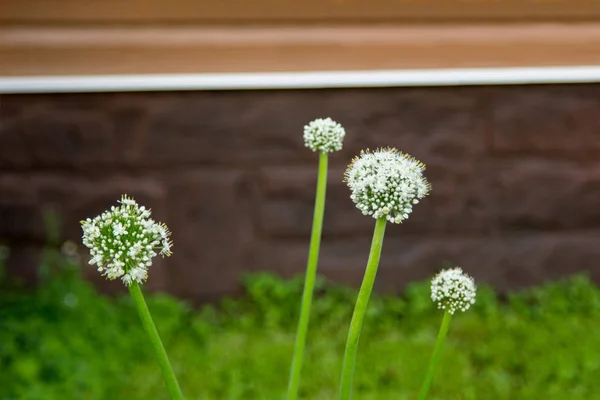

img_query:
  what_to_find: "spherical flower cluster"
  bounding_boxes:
[303,117,346,153]
[430,267,477,314]
[80,194,173,286]
[344,148,431,223]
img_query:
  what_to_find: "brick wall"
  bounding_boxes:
[1,85,600,300]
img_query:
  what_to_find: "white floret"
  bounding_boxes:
[344,148,430,223]
[80,194,173,286]
[303,117,346,153]
[430,267,477,314]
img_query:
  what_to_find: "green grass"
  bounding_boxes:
[1,248,600,400]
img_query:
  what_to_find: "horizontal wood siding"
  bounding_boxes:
[1,24,600,76]
[2,0,600,23]
[1,2,599,77]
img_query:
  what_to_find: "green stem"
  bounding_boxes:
[129,282,185,400]
[338,217,387,400]
[287,151,329,400]
[417,311,453,400]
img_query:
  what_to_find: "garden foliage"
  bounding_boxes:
[1,247,599,400]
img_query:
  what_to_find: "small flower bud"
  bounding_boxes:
[344,148,431,223]
[80,194,173,286]
[430,267,476,314]
[303,117,346,153]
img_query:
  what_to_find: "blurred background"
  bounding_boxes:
[1,1,600,399]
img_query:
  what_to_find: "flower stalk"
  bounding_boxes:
[338,147,430,400]
[338,217,387,400]
[417,310,452,400]
[287,118,346,400]
[80,194,184,400]
[129,281,185,400]
[418,267,477,400]
[287,151,328,400]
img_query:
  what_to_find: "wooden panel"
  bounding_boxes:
[1,24,600,76]
[2,0,600,23]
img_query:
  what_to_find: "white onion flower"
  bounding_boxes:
[303,117,346,153]
[80,194,173,286]
[344,148,431,223]
[430,267,477,314]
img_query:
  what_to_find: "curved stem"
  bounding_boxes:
[287,151,328,400]
[338,217,387,400]
[417,311,453,400]
[129,282,185,400]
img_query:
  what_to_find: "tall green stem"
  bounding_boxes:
[338,217,387,400]
[129,282,185,400]
[287,151,328,400]
[417,311,453,400]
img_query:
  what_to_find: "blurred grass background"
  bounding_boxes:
[1,243,600,400]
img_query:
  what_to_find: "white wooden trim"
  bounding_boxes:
[2,66,600,94]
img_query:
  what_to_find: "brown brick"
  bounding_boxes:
[0,174,39,240]
[257,160,494,237]
[3,85,600,298]
[481,159,600,231]
[490,85,600,157]
[0,95,27,121]
[162,170,257,300]
[257,156,600,239]
[253,232,600,292]
[257,166,369,237]
[145,92,316,166]
[0,110,115,169]
[347,88,488,164]
[0,94,150,169]
[144,88,486,167]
